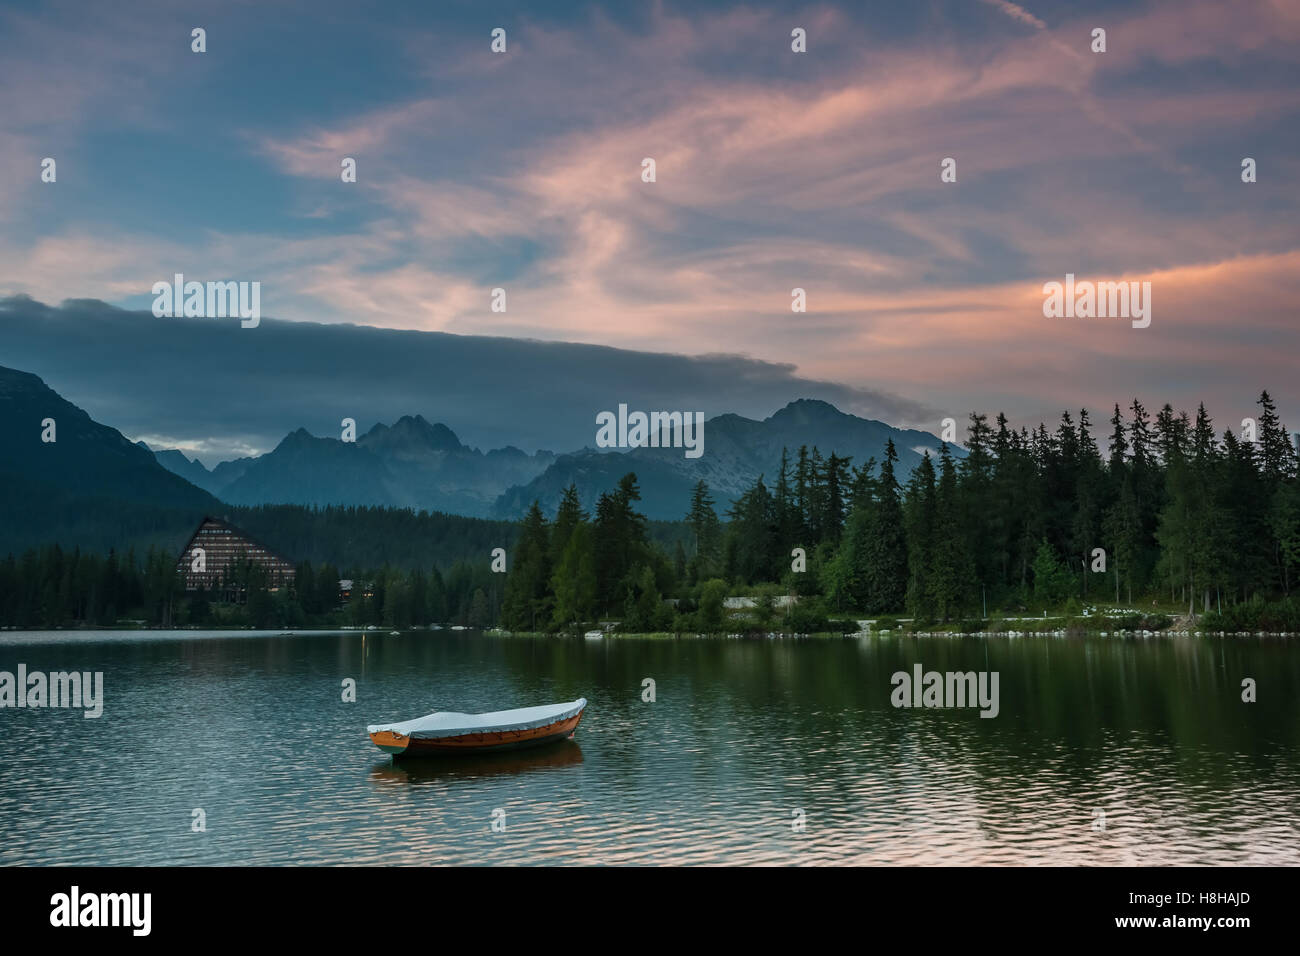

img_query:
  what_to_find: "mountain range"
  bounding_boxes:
[145,417,557,517]
[147,400,954,520]
[490,400,956,520]
[0,365,219,554]
[1,363,956,530]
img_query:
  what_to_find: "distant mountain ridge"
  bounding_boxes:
[149,414,557,517]
[3,361,954,526]
[146,398,955,521]
[1,365,219,554]
[0,366,215,510]
[489,398,958,520]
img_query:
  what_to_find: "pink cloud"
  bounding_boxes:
[6,0,1297,429]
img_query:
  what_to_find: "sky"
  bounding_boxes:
[1,0,1298,463]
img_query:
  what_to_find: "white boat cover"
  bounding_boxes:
[367,698,587,740]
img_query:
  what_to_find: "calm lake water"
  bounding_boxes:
[0,629,1296,865]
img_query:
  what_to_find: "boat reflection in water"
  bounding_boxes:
[369,741,584,784]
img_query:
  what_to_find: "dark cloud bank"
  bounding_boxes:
[0,296,934,466]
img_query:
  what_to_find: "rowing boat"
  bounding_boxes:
[367,698,587,757]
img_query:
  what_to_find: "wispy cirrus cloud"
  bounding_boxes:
[1,0,1297,444]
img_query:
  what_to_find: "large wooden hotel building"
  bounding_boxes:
[176,516,296,600]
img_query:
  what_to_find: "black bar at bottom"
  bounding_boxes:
[0,866,1282,943]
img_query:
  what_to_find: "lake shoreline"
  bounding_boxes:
[5,621,1294,642]
[3,624,1295,640]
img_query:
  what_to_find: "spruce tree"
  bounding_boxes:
[928,446,976,621]
[501,501,551,630]
[686,480,721,579]
[903,452,937,620]
[859,439,908,612]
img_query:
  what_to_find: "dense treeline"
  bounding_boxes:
[0,493,689,588]
[0,545,185,627]
[499,392,1300,631]
[229,504,520,572]
[0,544,506,630]
[6,392,1298,633]
[0,498,525,590]
[284,558,503,630]
[0,503,520,628]
[229,503,693,573]
[0,502,689,630]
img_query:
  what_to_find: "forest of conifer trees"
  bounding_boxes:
[496,391,1300,633]
[0,544,507,631]
[4,392,1298,634]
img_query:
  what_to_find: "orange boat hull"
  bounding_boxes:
[370,708,585,757]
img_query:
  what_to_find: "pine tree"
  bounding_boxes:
[1272,480,1300,596]
[794,445,813,542]
[928,446,976,621]
[960,413,996,595]
[1107,403,1128,473]
[426,567,447,622]
[686,480,721,579]
[1155,441,1199,610]
[774,448,802,555]
[1030,539,1073,611]
[550,483,587,564]
[1072,408,1107,599]
[1256,390,1295,483]
[806,447,826,543]
[857,439,908,612]
[988,415,1025,597]
[467,588,491,628]
[1125,399,1159,596]
[551,523,597,629]
[1217,431,1273,602]
[501,501,551,630]
[592,474,649,616]
[903,453,937,620]
[1102,477,1141,604]
[725,475,776,583]
[820,452,851,543]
